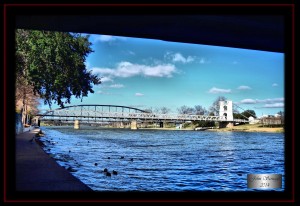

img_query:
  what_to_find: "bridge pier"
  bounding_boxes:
[131,120,138,130]
[118,122,125,128]
[159,122,164,128]
[219,122,234,128]
[74,120,80,129]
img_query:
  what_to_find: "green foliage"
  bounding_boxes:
[233,110,257,119]
[194,120,215,127]
[16,29,101,108]
[241,110,256,119]
[233,113,244,119]
[182,122,193,128]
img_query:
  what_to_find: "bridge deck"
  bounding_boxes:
[36,104,249,123]
[38,112,248,123]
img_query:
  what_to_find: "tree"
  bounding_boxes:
[15,29,41,124]
[194,105,208,115]
[160,107,171,114]
[177,105,195,114]
[241,110,256,119]
[208,112,215,116]
[15,76,40,125]
[16,29,101,109]
[233,113,244,119]
[277,111,284,117]
[209,96,227,116]
[195,120,215,127]
[144,107,154,113]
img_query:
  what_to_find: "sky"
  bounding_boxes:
[39,34,284,117]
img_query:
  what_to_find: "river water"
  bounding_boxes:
[39,126,285,191]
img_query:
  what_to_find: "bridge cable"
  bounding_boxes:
[233,103,257,118]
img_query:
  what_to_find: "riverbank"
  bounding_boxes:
[139,127,194,131]
[15,128,92,191]
[140,124,284,133]
[207,124,284,133]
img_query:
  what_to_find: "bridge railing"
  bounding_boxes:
[39,110,248,123]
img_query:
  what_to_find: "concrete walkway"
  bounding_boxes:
[15,128,93,191]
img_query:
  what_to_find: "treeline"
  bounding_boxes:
[15,29,101,125]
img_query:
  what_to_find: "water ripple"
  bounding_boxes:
[40,126,285,192]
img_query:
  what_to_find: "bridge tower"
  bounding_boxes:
[219,100,233,121]
[219,100,234,128]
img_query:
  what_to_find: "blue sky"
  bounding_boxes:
[39,34,284,117]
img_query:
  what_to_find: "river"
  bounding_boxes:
[38,126,285,191]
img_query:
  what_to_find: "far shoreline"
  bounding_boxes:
[41,124,284,133]
[139,126,284,133]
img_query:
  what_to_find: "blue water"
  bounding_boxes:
[39,126,285,191]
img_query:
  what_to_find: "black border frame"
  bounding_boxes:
[2,3,295,203]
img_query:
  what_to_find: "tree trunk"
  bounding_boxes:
[21,90,27,125]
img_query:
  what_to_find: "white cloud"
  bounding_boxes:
[92,35,127,43]
[92,61,177,79]
[272,83,278,87]
[100,35,115,42]
[240,99,257,104]
[108,84,124,88]
[93,35,116,42]
[173,53,186,62]
[208,87,231,94]
[96,90,111,95]
[135,93,144,96]
[256,98,284,103]
[100,76,113,83]
[239,97,284,104]
[165,52,195,63]
[262,103,284,108]
[237,85,252,90]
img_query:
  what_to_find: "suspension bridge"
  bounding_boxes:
[35,101,250,130]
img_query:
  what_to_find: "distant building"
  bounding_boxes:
[260,116,284,126]
[248,116,260,124]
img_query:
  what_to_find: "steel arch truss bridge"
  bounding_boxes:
[36,104,249,124]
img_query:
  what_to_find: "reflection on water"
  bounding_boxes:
[39,126,285,191]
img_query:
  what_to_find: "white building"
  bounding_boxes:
[249,116,260,124]
[219,100,233,121]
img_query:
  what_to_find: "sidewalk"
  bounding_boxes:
[15,128,92,191]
